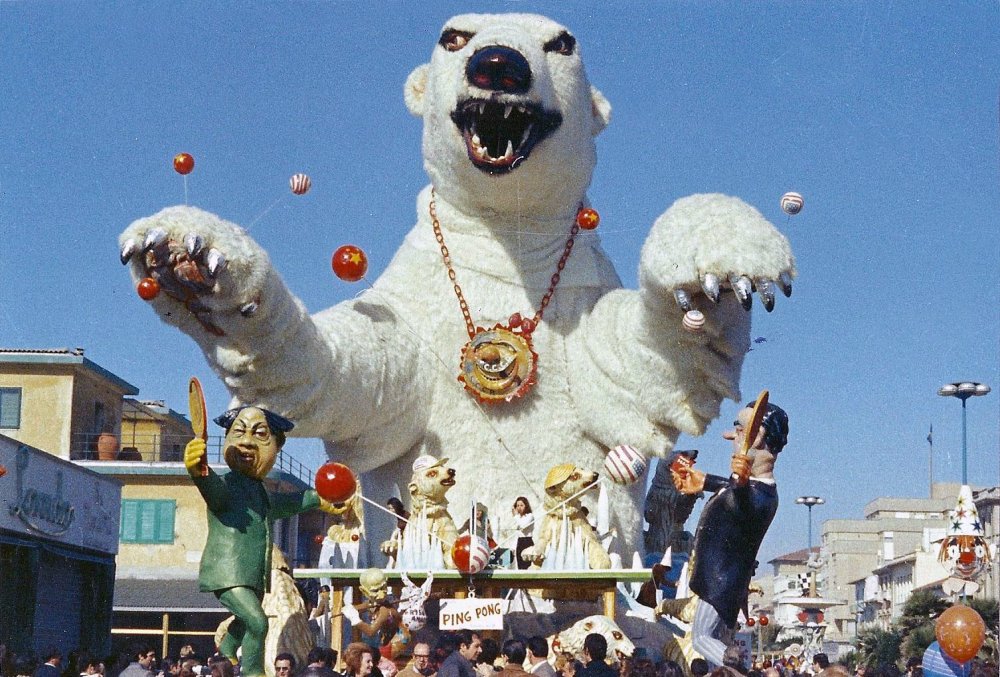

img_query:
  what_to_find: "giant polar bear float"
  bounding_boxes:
[120,13,795,558]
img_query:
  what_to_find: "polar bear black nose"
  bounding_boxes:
[466,46,532,93]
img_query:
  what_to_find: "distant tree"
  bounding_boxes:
[965,597,998,635]
[900,622,936,662]
[855,627,902,669]
[897,590,948,636]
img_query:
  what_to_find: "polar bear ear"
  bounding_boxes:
[408,481,419,497]
[405,64,430,117]
[590,86,612,136]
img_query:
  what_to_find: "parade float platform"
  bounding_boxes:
[295,568,654,654]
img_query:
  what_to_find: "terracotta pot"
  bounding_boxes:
[97,432,119,460]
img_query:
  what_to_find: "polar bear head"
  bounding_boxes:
[550,615,635,664]
[405,13,611,219]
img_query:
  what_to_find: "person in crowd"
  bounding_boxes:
[274,655,296,677]
[690,660,710,677]
[496,642,527,677]
[559,661,583,677]
[209,662,232,677]
[458,504,494,542]
[525,639,553,677]
[305,648,337,677]
[626,659,656,677]
[387,498,410,533]
[79,656,102,677]
[437,631,481,677]
[342,645,375,677]
[475,640,500,677]
[34,649,62,677]
[397,643,435,677]
[654,661,683,677]
[511,497,535,569]
[578,636,614,677]
[117,646,155,677]
[431,635,458,676]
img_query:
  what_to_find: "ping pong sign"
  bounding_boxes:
[439,598,505,630]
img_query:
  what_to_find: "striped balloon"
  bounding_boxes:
[604,444,647,485]
[780,191,803,215]
[290,173,312,195]
[682,309,705,333]
[452,534,491,574]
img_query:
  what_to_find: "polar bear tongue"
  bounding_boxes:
[451,98,561,174]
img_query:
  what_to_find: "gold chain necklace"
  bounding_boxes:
[430,191,597,404]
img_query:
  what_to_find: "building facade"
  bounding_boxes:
[0,436,121,657]
[1,348,329,658]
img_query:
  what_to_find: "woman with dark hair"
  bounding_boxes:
[343,644,375,677]
[511,496,534,569]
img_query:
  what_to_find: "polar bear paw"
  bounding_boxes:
[640,193,796,314]
[120,205,273,335]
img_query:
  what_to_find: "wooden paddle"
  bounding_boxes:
[188,376,209,477]
[730,389,769,483]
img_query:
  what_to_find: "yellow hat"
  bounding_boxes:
[545,464,575,490]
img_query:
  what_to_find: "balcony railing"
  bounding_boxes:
[70,431,313,484]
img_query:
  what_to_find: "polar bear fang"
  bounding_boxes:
[451,99,562,174]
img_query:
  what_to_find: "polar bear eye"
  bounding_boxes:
[440,29,474,52]
[543,32,576,56]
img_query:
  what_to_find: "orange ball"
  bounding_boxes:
[759,616,769,626]
[331,245,368,282]
[936,604,986,664]
[173,152,195,175]
[136,277,161,300]
[315,462,357,503]
[746,617,755,627]
[576,207,600,230]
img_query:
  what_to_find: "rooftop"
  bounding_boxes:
[0,347,138,395]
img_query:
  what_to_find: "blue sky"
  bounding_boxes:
[2,1,998,564]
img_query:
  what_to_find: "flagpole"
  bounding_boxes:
[927,424,933,497]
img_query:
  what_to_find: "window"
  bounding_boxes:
[0,388,22,428]
[120,499,176,544]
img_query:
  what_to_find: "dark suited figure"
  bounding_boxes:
[669,397,789,667]
[186,406,328,677]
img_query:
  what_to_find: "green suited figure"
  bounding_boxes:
[185,406,325,677]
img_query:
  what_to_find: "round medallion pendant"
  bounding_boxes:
[458,324,538,403]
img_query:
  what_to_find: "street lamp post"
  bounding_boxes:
[938,381,991,484]
[796,495,825,553]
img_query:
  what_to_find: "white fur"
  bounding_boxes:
[120,13,794,558]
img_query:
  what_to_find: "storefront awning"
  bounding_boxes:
[113,579,228,613]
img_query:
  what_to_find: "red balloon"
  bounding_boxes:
[313,533,325,545]
[136,277,161,300]
[576,207,600,230]
[173,152,195,175]
[746,617,755,627]
[936,605,986,664]
[759,616,769,627]
[332,245,368,282]
[315,462,357,503]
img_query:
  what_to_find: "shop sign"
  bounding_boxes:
[0,436,120,553]
[439,597,505,630]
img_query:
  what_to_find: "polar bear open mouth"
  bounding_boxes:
[451,98,562,174]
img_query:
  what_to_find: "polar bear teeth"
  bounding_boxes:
[452,98,562,174]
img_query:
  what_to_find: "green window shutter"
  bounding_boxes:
[120,500,139,541]
[120,499,175,544]
[155,501,176,543]
[0,388,21,428]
